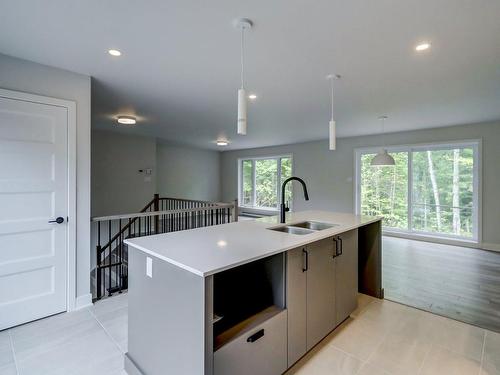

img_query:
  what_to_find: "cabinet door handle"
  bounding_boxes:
[247,329,265,343]
[332,237,338,258]
[302,248,308,272]
[338,236,343,256]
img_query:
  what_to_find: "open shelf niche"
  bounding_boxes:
[212,253,285,351]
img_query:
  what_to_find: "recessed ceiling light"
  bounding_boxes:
[216,140,229,146]
[117,116,136,125]
[415,42,431,51]
[248,94,257,100]
[108,49,122,56]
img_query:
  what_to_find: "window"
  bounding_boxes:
[239,156,292,210]
[356,141,479,241]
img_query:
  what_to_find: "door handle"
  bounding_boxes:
[302,248,308,272]
[48,217,65,224]
[332,237,338,258]
[338,236,343,256]
[247,329,265,343]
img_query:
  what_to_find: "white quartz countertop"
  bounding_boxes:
[124,210,381,277]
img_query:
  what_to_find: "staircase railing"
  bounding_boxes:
[91,195,238,301]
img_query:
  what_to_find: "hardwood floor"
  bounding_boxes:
[383,236,500,333]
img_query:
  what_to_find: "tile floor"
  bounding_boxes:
[0,293,128,375]
[1,293,499,375]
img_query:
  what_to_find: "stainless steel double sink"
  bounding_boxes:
[268,221,339,235]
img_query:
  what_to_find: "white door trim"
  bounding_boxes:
[0,87,78,312]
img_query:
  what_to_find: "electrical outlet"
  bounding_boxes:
[146,257,153,278]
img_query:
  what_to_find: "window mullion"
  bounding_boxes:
[277,158,282,209]
[408,149,413,233]
[239,160,242,205]
[252,160,256,207]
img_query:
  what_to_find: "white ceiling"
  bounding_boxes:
[1,0,499,150]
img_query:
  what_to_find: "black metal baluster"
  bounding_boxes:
[96,221,101,300]
[119,219,123,293]
[108,220,112,297]
[181,201,184,230]
[168,200,171,232]
[162,200,166,233]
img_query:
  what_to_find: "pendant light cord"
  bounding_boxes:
[380,116,387,147]
[240,26,245,89]
[330,78,334,121]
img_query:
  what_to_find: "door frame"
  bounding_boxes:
[0,88,78,312]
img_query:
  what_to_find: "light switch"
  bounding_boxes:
[146,257,153,278]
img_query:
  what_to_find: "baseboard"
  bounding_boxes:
[384,232,500,253]
[481,242,500,252]
[75,293,93,310]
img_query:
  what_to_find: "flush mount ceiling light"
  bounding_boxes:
[117,116,136,125]
[371,116,395,166]
[234,18,253,135]
[415,42,431,51]
[216,139,229,146]
[108,49,122,56]
[248,94,257,100]
[326,74,341,150]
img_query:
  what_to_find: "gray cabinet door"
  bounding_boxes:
[306,238,336,350]
[286,247,307,366]
[335,229,359,326]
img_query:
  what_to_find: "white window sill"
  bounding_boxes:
[383,230,479,249]
[239,206,279,216]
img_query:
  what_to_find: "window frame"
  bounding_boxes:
[238,154,293,213]
[354,140,481,244]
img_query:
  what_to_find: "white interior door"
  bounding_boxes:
[0,94,69,330]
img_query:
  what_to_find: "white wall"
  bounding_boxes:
[220,121,500,250]
[91,130,157,216]
[156,141,220,202]
[0,53,91,302]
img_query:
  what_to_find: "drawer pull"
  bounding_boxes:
[247,329,265,343]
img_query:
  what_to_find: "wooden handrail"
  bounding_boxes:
[93,195,236,300]
[92,203,234,222]
[159,197,218,205]
[94,196,158,255]
[94,198,234,255]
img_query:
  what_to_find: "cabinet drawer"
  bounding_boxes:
[214,310,287,375]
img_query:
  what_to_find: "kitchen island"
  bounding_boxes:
[124,211,382,375]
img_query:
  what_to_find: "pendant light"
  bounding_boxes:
[371,116,396,166]
[326,74,341,150]
[235,18,252,135]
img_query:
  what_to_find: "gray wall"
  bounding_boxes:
[91,133,222,217]
[156,141,220,202]
[220,121,500,249]
[0,53,92,301]
[92,130,157,216]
